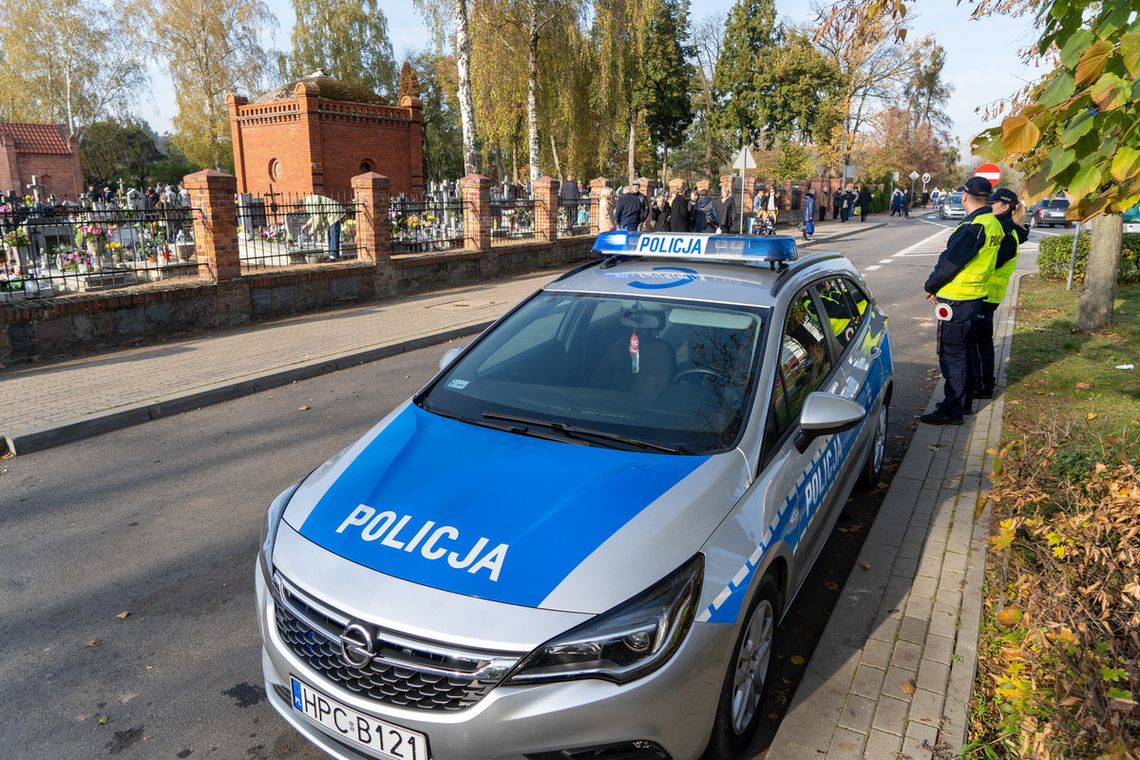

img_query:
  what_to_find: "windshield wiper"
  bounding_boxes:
[482,411,682,454]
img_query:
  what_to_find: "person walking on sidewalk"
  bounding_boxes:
[802,189,816,240]
[670,186,691,233]
[920,176,1005,426]
[718,185,737,233]
[832,188,842,220]
[857,184,872,222]
[972,188,1028,400]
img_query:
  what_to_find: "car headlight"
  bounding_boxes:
[505,554,703,685]
[258,480,304,584]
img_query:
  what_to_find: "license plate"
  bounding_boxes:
[290,676,429,760]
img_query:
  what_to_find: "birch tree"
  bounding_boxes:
[415,0,481,175]
[0,0,144,138]
[136,0,276,171]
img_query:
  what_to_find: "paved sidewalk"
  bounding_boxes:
[765,274,1023,759]
[0,221,882,455]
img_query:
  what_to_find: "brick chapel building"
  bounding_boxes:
[0,122,84,200]
[227,73,425,200]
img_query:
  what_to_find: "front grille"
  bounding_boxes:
[272,574,518,712]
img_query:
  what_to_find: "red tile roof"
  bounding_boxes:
[0,122,73,154]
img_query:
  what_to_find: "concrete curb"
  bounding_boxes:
[801,221,887,247]
[2,320,493,457]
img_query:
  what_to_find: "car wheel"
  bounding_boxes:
[704,574,781,759]
[860,397,889,488]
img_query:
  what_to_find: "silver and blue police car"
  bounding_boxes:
[256,231,893,760]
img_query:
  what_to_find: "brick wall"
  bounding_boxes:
[0,139,83,200]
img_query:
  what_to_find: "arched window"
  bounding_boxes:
[269,159,282,181]
[359,160,373,173]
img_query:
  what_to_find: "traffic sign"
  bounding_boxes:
[921,172,931,184]
[908,170,920,180]
[975,163,1002,185]
[732,146,757,171]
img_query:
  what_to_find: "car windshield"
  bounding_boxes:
[947,193,963,204]
[1042,199,1070,209]
[418,292,768,455]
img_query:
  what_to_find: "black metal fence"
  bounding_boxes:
[490,198,536,245]
[557,198,590,236]
[1,206,196,301]
[389,195,466,255]
[237,193,361,271]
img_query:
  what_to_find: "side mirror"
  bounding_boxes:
[439,346,464,372]
[794,392,867,453]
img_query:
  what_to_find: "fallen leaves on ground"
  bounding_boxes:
[824,581,840,591]
[789,655,806,666]
[900,680,916,696]
[84,639,103,648]
[115,611,130,621]
[297,405,311,412]
[858,560,872,571]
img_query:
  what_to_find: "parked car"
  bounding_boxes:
[1123,203,1140,234]
[1029,197,1073,228]
[939,192,965,220]
[256,232,894,760]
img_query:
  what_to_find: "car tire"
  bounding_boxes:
[704,574,782,760]
[860,396,889,488]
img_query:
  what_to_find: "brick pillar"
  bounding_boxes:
[742,177,758,214]
[352,172,395,294]
[460,174,492,251]
[590,178,613,233]
[534,176,559,242]
[227,94,249,194]
[668,178,685,195]
[184,169,240,282]
[781,180,794,211]
[720,175,735,196]
[695,179,711,193]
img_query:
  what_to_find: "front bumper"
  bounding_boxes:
[256,562,736,760]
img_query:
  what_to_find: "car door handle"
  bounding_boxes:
[870,347,882,360]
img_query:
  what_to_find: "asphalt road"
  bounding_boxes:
[0,215,952,760]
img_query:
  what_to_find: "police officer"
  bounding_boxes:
[972,187,1028,399]
[921,176,1004,425]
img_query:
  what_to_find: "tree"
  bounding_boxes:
[414,0,480,175]
[398,61,421,102]
[712,0,777,147]
[80,119,163,186]
[593,0,656,182]
[410,52,465,183]
[689,13,733,179]
[0,0,144,138]
[289,0,398,99]
[904,37,953,135]
[638,0,694,182]
[137,0,277,171]
[763,27,844,145]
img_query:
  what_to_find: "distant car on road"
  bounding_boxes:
[1029,198,1073,228]
[256,232,894,760]
[1123,203,1140,234]
[939,192,965,220]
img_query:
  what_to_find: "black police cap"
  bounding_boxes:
[987,188,1018,205]
[963,177,993,197]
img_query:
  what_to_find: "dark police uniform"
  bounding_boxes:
[922,177,1004,424]
[972,188,1028,398]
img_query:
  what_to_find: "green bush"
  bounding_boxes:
[1037,232,1140,284]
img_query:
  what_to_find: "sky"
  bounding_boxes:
[136,0,1048,161]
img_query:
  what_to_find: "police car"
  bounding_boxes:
[256,231,893,760]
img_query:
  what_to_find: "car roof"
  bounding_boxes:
[545,234,856,308]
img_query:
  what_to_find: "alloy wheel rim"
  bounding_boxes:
[873,404,887,474]
[731,598,774,735]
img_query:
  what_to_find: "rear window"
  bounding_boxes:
[1042,199,1070,209]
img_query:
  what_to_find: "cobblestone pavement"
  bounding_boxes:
[764,273,1024,760]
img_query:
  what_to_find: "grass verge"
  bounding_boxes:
[964,276,1139,758]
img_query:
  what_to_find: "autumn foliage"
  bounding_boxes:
[971,426,1140,757]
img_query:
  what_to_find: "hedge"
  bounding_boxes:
[1036,232,1140,284]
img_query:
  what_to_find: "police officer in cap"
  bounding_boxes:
[921,176,1005,425]
[972,187,1028,400]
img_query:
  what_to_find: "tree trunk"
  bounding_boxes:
[1075,214,1123,331]
[454,0,479,176]
[627,114,637,186]
[661,139,668,187]
[526,0,540,183]
[549,133,562,181]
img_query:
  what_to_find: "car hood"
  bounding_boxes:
[283,403,746,613]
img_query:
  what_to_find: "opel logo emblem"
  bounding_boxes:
[339,623,374,669]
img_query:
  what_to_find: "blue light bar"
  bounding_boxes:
[592,231,798,263]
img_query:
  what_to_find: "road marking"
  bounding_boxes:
[892,226,952,258]
[878,258,894,264]
[865,265,881,271]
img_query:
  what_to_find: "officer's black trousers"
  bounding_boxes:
[970,301,998,394]
[936,298,983,419]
